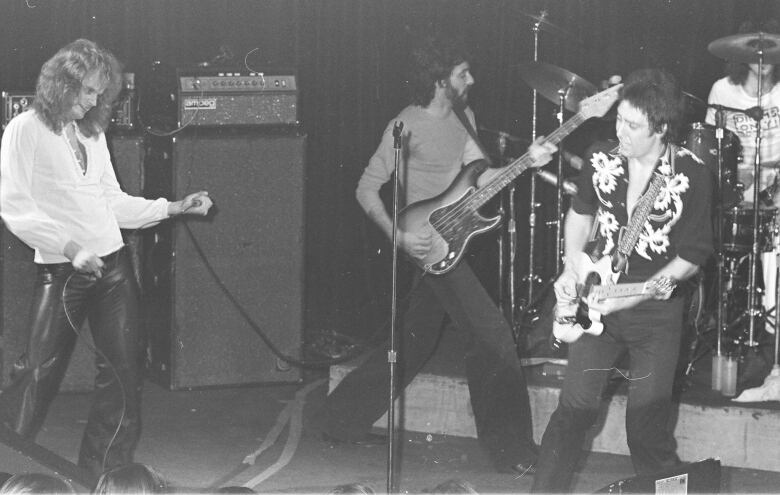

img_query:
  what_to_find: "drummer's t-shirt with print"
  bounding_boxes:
[706,76,780,204]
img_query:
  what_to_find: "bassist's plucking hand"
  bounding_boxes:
[399,229,433,261]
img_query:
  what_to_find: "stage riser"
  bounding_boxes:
[330,365,780,472]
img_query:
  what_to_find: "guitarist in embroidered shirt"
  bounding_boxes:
[532,69,714,493]
[311,33,555,475]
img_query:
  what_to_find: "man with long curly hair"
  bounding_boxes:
[0,38,213,475]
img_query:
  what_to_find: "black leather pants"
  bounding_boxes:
[0,247,142,476]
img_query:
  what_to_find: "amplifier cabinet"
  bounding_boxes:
[143,127,305,389]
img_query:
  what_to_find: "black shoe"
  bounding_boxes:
[320,431,388,446]
[511,461,537,476]
[496,460,536,475]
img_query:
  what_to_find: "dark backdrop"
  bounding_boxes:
[1,0,778,348]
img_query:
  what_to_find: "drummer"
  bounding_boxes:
[705,19,780,207]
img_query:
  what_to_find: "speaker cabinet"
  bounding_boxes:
[0,133,145,392]
[144,127,305,389]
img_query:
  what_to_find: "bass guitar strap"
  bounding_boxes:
[453,104,495,167]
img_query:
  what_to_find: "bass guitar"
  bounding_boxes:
[552,250,677,344]
[398,84,622,275]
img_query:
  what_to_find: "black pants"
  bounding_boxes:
[0,247,142,476]
[532,297,685,493]
[313,262,537,470]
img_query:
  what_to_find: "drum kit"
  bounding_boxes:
[482,11,780,392]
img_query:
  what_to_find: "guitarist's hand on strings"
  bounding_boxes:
[528,136,558,168]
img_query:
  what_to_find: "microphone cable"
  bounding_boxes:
[61,271,128,474]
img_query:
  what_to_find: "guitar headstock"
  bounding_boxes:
[647,276,677,300]
[577,84,622,120]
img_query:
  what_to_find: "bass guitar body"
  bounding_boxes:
[398,159,500,275]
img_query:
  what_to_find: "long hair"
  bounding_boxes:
[619,68,684,144]
[726,19,780,86]
[407,34,470,107]
[0,473,76,494]
[92,463,168,494]
[33,38,123,136]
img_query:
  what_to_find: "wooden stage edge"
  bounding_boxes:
[330,362,780,473]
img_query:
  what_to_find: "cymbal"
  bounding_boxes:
[708,31,780,64]
[519,9,572,39]
[516,61,597,112]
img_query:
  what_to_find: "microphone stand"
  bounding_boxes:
[386,120,403,494]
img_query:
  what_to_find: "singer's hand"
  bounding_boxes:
[171,191,213,216]
[64,241,104,278]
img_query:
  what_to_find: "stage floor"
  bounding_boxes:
[14,364,780,494]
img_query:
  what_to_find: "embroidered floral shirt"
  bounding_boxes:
[571,141,713,282]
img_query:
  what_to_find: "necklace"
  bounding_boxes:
[65,122,87,174]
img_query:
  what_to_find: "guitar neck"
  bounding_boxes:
[468,113,586,209]
[590,282,650,300]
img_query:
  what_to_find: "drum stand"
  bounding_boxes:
[689,50,771,377]
[519,14,544,318]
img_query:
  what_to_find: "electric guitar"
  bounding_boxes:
[552,250,677,344]
[398,84,622,275]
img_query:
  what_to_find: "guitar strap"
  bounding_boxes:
[611,150,669,274]
[453,105,495,167]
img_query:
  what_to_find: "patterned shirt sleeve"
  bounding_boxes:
[669,153,714,266]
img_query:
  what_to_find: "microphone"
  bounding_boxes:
[536,169,578,196]
[392,121,404,150]
[744,106,764,122]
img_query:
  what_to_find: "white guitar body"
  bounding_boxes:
[553,253,618,344]
[552,252,676,344]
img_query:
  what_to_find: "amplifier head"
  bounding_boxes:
[176,67,299,127]
[2,92,35,129]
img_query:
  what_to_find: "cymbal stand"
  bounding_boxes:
[554,85,573,274]
[711,108,727,383]
[521,11,544,314]
[746,47,767,348]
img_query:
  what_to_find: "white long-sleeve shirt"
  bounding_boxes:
[0,110,170,263]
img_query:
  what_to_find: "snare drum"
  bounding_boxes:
[682,122,742,183]
[722,207,777,253]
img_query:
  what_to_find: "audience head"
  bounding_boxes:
[92,463,167,494]
[327,482,375,494]
[0,472,76,494]
[424,478,479,494]
[216,487,256,494]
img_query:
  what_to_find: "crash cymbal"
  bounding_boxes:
[519,9,572,39]
[708,31,780,64]
[516,61,597,112]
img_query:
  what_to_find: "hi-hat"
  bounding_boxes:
[516,61,597,112]
[708,31,780,64]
